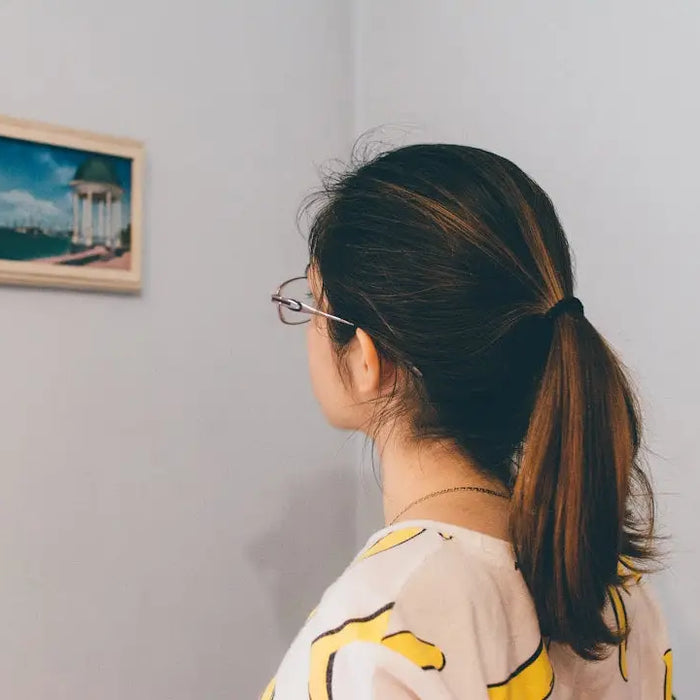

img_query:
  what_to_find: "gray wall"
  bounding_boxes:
[0,1,359,697]
[355,0,699,694]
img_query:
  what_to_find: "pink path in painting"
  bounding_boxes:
[36,247,131,270]
[88,251,131,270]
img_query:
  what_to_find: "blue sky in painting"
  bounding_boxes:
[0,136,131,230]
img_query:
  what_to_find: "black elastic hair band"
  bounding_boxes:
[545,296,584,321]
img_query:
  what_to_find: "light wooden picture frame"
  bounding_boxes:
[0,115,144,293]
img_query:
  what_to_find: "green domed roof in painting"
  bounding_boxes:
[74,157,121,187]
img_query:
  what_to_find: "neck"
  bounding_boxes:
[376,424,511,540]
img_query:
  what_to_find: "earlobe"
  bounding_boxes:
[353,328,381,397]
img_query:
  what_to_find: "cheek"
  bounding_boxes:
[306,319,357,428]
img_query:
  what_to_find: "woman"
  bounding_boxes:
[263,144,672,699]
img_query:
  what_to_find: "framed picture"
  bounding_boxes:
[0,114,144,293]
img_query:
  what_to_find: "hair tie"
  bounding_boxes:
[545,296,584,321]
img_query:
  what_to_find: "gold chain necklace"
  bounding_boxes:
[389,485,510,526]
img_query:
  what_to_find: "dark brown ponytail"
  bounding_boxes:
[511,307,651,658]
[307,142,656,659]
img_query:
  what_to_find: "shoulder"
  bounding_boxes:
[300,523,546,696]
[305,526,451,635]
[312,523,534,627]
[317,524,517,618]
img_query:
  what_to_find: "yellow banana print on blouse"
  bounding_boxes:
[486,638,554,700]
[617,556,642,588]
[358,527,426,560]
[308,602,445,700]
[663,648,673,700]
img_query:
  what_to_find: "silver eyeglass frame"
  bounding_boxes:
[271,275,355,327]
[270,275,423,377]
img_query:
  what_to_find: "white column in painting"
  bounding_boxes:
[72,191,80,244]
[85,191,94,247]
[98,198,105,245]
[106,190,113,248]
[114,199,122,248]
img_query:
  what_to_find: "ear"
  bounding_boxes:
[347,328,382,398]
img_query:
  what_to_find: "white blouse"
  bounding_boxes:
[260,520,672,699]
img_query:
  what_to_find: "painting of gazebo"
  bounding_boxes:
[0,115,143,292]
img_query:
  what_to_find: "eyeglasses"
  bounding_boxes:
[271,275,355,327]
[271,275,423,377]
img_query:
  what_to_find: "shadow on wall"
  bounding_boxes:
[246,457,359,645]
